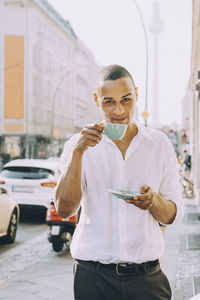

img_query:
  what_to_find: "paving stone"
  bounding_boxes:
[194,276,200,294]
[188,234,200,250]
[187,213,200,222]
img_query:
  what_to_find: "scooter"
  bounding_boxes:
[46,201,78,252]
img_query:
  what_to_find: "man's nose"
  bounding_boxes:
[113,103,124,114]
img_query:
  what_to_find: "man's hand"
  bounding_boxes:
[125,185,156,210]
[74,123,104,153]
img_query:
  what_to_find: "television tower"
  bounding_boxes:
[149,1,165,128]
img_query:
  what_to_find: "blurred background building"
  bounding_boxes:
[0,0,100,160]
[186,0,200,200]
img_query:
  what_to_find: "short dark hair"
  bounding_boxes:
[97,64,135,86]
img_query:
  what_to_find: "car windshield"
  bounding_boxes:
[0,166,54,180]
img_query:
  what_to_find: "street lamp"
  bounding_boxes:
[133,0,149,126]
[149,0,165,129]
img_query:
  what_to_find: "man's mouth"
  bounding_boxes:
[111,117,128,123]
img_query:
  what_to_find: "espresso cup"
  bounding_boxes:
[103,123,128,140]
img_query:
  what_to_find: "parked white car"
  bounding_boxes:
[0,187,20,243]
[0,159,60,214]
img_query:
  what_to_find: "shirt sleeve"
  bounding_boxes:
[58,134,86,193]
[158,136,184,225]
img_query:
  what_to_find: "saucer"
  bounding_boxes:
[108,189,142,200]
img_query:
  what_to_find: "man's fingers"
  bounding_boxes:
[126,197,153,210]
[81,128,102,139]
[87,140,100,147]
[125,185,155,210]
[136,191,154,200]
[76,124,104,152]
[84,124,104,132]
[126,198,147,204]
[86,135,102,143]
[126,191,154,203]
[140,184,150,193]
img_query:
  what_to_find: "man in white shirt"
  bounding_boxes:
[54,64,184,300]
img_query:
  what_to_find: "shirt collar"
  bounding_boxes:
[132,119,153,141]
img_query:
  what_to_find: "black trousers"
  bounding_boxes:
[73,259,172,300]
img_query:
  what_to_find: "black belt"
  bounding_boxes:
[77,259,159,275]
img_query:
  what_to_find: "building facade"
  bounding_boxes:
[187,0,200,199]
[0,0,100,160]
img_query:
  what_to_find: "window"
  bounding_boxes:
[33,76,39,97]
[77,77,88,100]
[65,117,73,130]
[45,80,52,99]
[65,93,69,107]
[33,76,42,98]
[64,93,73,109]
[33,45,39,66]
[61,90,65,106]
[45,110,52,123]
[45,50,51,72]
[0,167,54,180]
[76,104,86,126]
[34,15,41,34]
[33,107,43,123]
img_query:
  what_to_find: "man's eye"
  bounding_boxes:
[122,98,131,102]
[104,100,113,104]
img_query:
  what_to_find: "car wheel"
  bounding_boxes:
[4,210,18,244]
[52,236,64,252]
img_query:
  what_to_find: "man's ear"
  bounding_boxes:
[93,93,100,107]
[135,87,138,101]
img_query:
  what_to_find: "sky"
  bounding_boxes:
[48,0,192,127]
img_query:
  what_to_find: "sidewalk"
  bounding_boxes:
[163,199,200,300]
[0,199,200,300]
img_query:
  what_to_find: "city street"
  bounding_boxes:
[0,199,200,300]
[0,209,73,300]
[0,211,47,255]
[0,0,200,299]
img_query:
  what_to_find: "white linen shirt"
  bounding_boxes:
[58,122,184,264]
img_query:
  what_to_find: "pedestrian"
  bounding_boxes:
[54,64,184,300]
[183,149,192,179]
[178,152,183,166]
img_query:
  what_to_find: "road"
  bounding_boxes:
[0,210,48,255]
[0,209,75,299]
